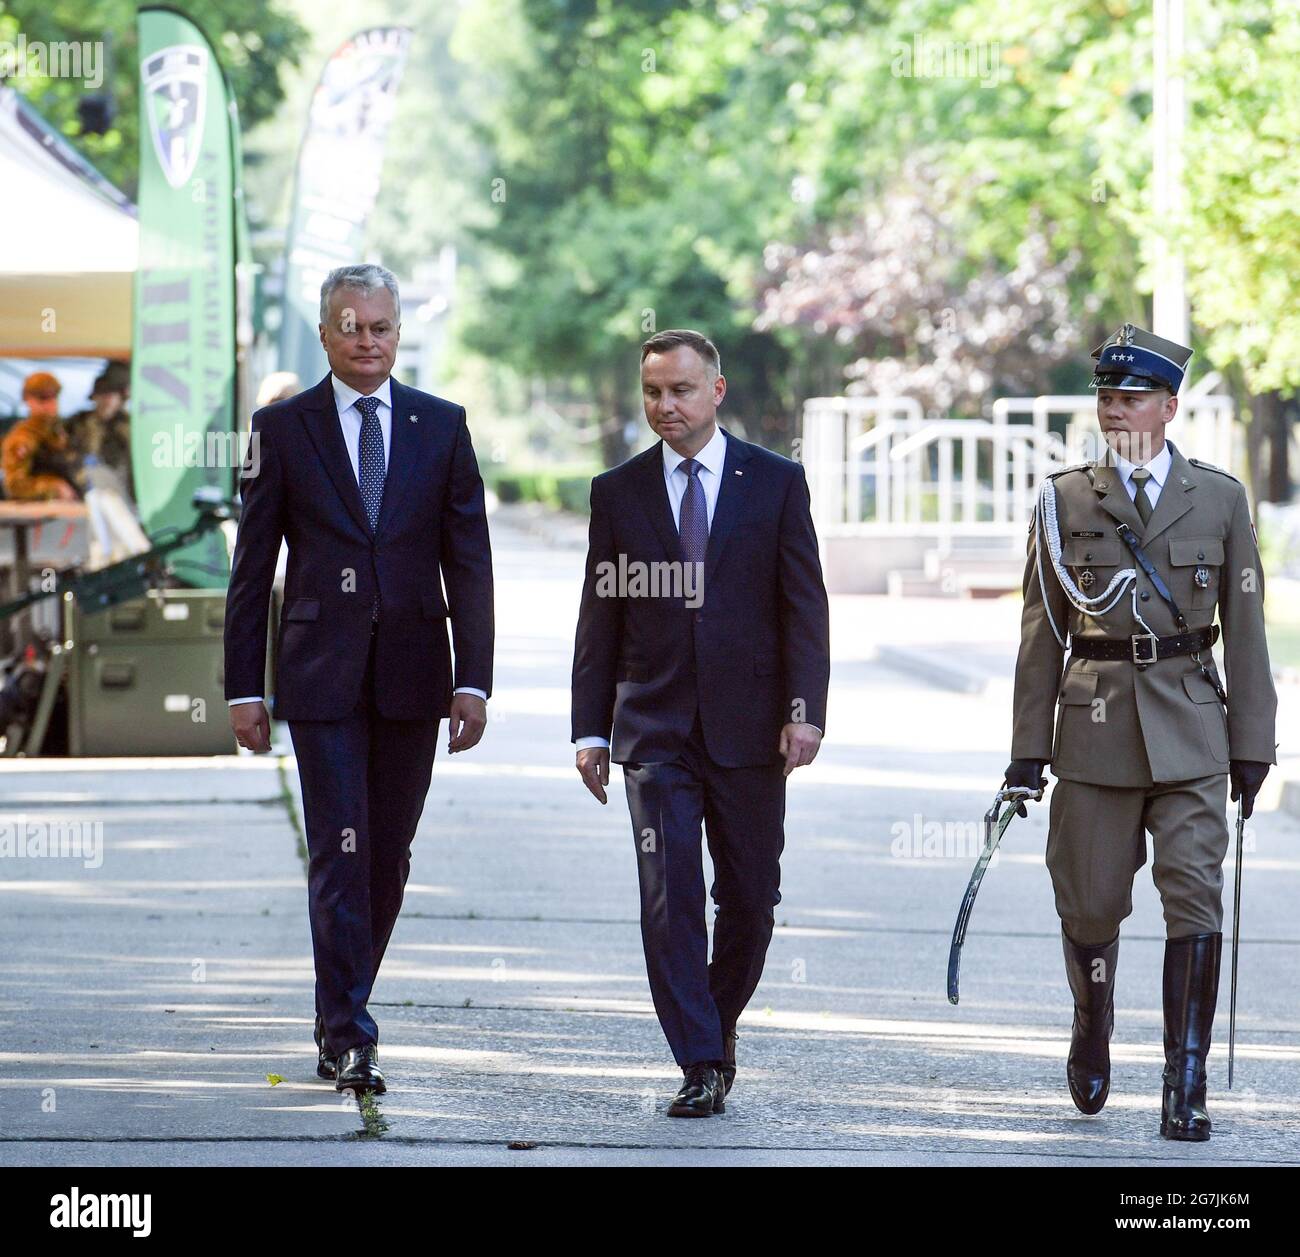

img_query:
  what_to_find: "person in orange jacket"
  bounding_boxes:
[2,372,80,501]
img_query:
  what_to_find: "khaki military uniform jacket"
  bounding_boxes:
[1012,442,1277,787]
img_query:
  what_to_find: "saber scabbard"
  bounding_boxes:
[1228,801,1245,1089]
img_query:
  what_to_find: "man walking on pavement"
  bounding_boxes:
[1007,323,1276,1140]
[225,264,494,1095]
[571,329,830,1118]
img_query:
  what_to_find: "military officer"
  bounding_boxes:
[1,371,80,502]
[1006,324,1276,1141]
[66,363,134,500]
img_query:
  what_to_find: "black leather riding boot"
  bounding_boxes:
[1062,929,1119,1115]
[1160,932,1222,1141]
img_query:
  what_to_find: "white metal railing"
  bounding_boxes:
[802,393,1239,541]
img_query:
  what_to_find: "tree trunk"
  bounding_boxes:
[593,369,631,470]
[1237,371,1267,505]
[1265,390,1291,503]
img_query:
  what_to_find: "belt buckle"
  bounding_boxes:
[1131,632,1158,664]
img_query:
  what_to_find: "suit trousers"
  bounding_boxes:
[622,716,786,1068]
[1046,773,1230,945]
[288,626,439,1055]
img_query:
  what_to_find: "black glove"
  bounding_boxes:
[1229,760,1270,821]
[1003,759,1047,816]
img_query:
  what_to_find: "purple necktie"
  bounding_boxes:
[679,458,707,566]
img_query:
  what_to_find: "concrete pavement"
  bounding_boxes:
[1,507,1297,1166]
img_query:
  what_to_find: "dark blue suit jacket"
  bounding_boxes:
[571,430,830,767]
[224,373,494,722]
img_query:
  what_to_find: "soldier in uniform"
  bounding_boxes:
[1006,324,1276,1141]
[1,371,80,502]
[66,362,134,501]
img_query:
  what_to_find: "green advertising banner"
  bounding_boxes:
[131,6,242,587]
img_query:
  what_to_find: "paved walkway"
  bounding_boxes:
[1,509,1297,1166]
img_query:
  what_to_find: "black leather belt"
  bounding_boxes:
[1069,624,1219,664]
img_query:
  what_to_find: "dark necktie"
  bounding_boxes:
[1130,467,1154,525]
[356,394,385,622]
[679,458,708,565]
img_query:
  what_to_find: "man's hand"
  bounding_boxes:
[576,747,610,804]
[779,722,822,776]
[1230,759,1270,820]
[230,701,272,754]
[1003,759,1048,815]
[448,693,487,753]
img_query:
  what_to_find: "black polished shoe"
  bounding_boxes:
[1160,932,1221,1142]
[667,1063,724,1117]
[719,1030,737,1096]
[314,1014,338,1082]
[335,1043,386,1094]
[1062,929,1119,1115]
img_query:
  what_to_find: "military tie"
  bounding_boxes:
[1130,466,1154,526]
[355,394,385,621]
[678,457,708,566]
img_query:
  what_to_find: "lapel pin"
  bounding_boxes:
[409,414,418,423]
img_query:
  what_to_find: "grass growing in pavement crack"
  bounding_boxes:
[355,1092,389,1138]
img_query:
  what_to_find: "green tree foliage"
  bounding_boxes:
[1181,2,1300,397]
[455,0,853,463]
[0,0,306,199]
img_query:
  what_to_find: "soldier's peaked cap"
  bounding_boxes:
[1090,323,1192,394]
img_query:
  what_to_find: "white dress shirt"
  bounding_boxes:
[574,428,731,751]
[661,424,728,530]
[1113,440,1172,514]
[332,373,393,478]
[230,373,486,708]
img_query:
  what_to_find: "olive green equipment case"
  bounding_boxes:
[67,589,236,756]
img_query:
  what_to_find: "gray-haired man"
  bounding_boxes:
[225,264,495,1094]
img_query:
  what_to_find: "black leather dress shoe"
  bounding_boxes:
[667,1063,724,1117]
[314,1014,338,1082]
[335,1043,386,1094]
[719,1030,738,1096]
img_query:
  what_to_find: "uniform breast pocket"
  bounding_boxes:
[1060,539,1123,598]
[1169,537,1224,609]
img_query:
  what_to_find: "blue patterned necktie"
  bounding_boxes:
[679,458,708,565]
[355,394,385,622]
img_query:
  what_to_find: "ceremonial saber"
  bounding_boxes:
[947,784,1043,1005]
[1228,801,1244,1089]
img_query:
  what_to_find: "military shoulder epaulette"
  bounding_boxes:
[1045,461,1091,481]
[1188,457,1242,483]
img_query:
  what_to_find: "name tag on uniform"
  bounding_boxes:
[1070,530,1104,538]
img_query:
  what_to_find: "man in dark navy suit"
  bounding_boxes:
[571,329,830,1117]
[224,264,494,1094]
